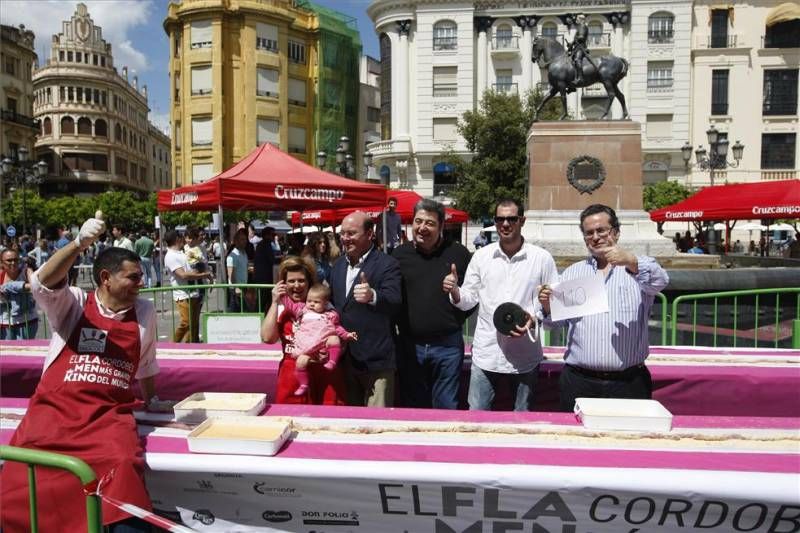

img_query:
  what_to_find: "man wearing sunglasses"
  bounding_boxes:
[446,198,558,411]
[537,204,669,411]
[0,249,38,339]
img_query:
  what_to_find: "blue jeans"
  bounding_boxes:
[467,364,539,411]
[399,330,464,409]
[139,257,153,288]
[0,320,39,340]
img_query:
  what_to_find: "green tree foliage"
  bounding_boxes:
[643,180,692,212]
[450,88,562,219]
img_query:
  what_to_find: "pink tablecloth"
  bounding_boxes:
[2,341,799,416]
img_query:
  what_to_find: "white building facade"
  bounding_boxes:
[367,0,798,204]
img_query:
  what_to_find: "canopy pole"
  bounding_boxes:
[157,211,166,314]
[218,204,227,283]
[382,207,388,252]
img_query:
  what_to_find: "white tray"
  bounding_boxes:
[574,398,673,432]
[187,416,292,456]
[173,392,267,423]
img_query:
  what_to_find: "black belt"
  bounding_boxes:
[566,364,646,381]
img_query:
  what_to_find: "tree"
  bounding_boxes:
[450,88,561,219]
[643,180,692,211]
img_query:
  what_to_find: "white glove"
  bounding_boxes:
[75,211,106,251]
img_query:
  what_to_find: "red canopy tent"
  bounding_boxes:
[156,143,386,212]
[649,180,800,222]
[290,189,469,225]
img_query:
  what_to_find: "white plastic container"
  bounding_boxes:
[187,416,293,456]
[173,392,267,423]
[574,398,673,432]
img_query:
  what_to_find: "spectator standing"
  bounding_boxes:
[447,199,558,411]
[331,212,402,407]
[111,224,134,251]
[377,196,403,254]
[133,229,155,288]
[0,248,38,339]
[227,229,251,312]
[302,232,332,285]
[538,204,669,411]
[473,230,488,249]
[27,238,50,269]
[253,226,277,309]
[394,199,472,409]
[164,230,212,342]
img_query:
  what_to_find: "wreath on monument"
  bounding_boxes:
[566,155,606,195]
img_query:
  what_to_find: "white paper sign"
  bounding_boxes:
[204,314,263,344]
[549,274,608,321]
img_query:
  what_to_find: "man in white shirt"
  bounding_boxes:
[445,198,558,411]
[227,228,251,312]
[164,230,213,342]
[111,224,134,251]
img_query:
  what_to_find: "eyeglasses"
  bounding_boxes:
[583,227,613,239]
[494,216,520,225]
[2,258,19,263]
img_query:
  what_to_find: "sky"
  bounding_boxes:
[0,0,379,134]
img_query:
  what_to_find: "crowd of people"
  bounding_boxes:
[1,199,672,531]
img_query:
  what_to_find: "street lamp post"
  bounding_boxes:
[681,125,745,254]
[316,136,358,178]
[362,151,373,181]
[1,147,48,237]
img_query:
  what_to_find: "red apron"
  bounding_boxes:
[1,292,151,532]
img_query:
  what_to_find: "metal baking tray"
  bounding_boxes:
[187,416,293,456]
[574,398,673,432]
[173,392,267,423]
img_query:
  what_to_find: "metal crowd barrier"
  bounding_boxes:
[0,445,102,533]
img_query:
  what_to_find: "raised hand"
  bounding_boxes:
[353,271,373,304]
[537,284,552,315]
[601,245,637,270]
[442,263,459,294]
[75,210,106,251]
[272,280,287,303]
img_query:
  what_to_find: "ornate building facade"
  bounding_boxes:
[163,0,362,186]
[367,0,798,199]
[0,24,38,164]
[32,3,170,196]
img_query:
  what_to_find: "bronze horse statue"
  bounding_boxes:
[532,37,630,121]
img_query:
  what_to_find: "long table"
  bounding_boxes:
[2,398,798,533]
[3,341,800,416]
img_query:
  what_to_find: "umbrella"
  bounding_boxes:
[770,223,796,232]
[739,222,767,231]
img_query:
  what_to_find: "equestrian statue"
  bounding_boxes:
[532,14,630,121]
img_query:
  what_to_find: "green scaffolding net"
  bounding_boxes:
[298,1,362,174]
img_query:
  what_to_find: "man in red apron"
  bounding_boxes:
[1,213,161,533]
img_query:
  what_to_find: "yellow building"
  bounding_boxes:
[0,24,38,164]
[164,0,321,187]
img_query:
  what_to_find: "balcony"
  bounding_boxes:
[1,109,38,129]
[491,36,519,57]
[433,84,458,98]
[492,82,518,95]
[695,34,743,49]
[762,169,798,180]
[366,139,412,158]
[433,36,457,51]
[433,183,458,198]
[587,33,611,50]
[648,30,674,44]
[763,99,798,116]
[647,78,673,92]
[583,83,607,97]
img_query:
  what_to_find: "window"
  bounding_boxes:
[77,117,92,135]
[256,23,278,52]
[288,40,306,64]
[645,114,672,138]
[116,157,128,177]
[174,72,180,101]
[494,69,515,93]
[495,25,515,49]
[192,163,214,183]
[59,50,64,62]
[648,13,674,43]
[710,9,729,48]
[192,117,213,146]
[68,87,74,102]
[257,118,280,146]
[380,33,392,140]
[93,54,98,65]
[288,78,306,106]
[6,97,17,113]
[62,153,108,172]
[433,118,458,141]
[433,66,457,97]
[95,119,107,137]
[367,106,381,123]
[175,123,181,149]
[190,20,212,49]
[3,55,16,75]
[647,62,673,90]
[763,69,798,116]
[191,65,212,95]
[43,117,52,135]
[61,116,75,134]
[93,89,100,104]
[711,70,729,115]
[761,133,796,169]
[540,22,558,40]
[115,123,122,142]
[587,22,604,46]
[764,19,800,48]
[256,67,278,97]
[433,20,457,50]
[288,126,306,153]
[67,51,73,62]
[100,56,105,67]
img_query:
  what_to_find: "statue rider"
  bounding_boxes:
[568,14,598,85]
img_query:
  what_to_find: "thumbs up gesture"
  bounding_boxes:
[75,210,106,251]
[442,263,459,294]
[353,271,374,304]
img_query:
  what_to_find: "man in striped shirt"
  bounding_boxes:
[538,204,669,411]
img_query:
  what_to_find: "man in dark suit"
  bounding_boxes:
[331,211,402,407]
[253,226,277,310]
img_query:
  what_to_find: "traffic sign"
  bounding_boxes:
[6,225,16,238]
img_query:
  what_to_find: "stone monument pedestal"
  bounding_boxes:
[523,121,675,257]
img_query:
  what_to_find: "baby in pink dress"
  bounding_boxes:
[281,284,357,396]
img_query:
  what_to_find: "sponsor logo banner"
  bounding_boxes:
[275,185,344,203]
[665,210,704,219]
[752,205,800,216]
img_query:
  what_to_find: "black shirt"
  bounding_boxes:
[393,239,472,339]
